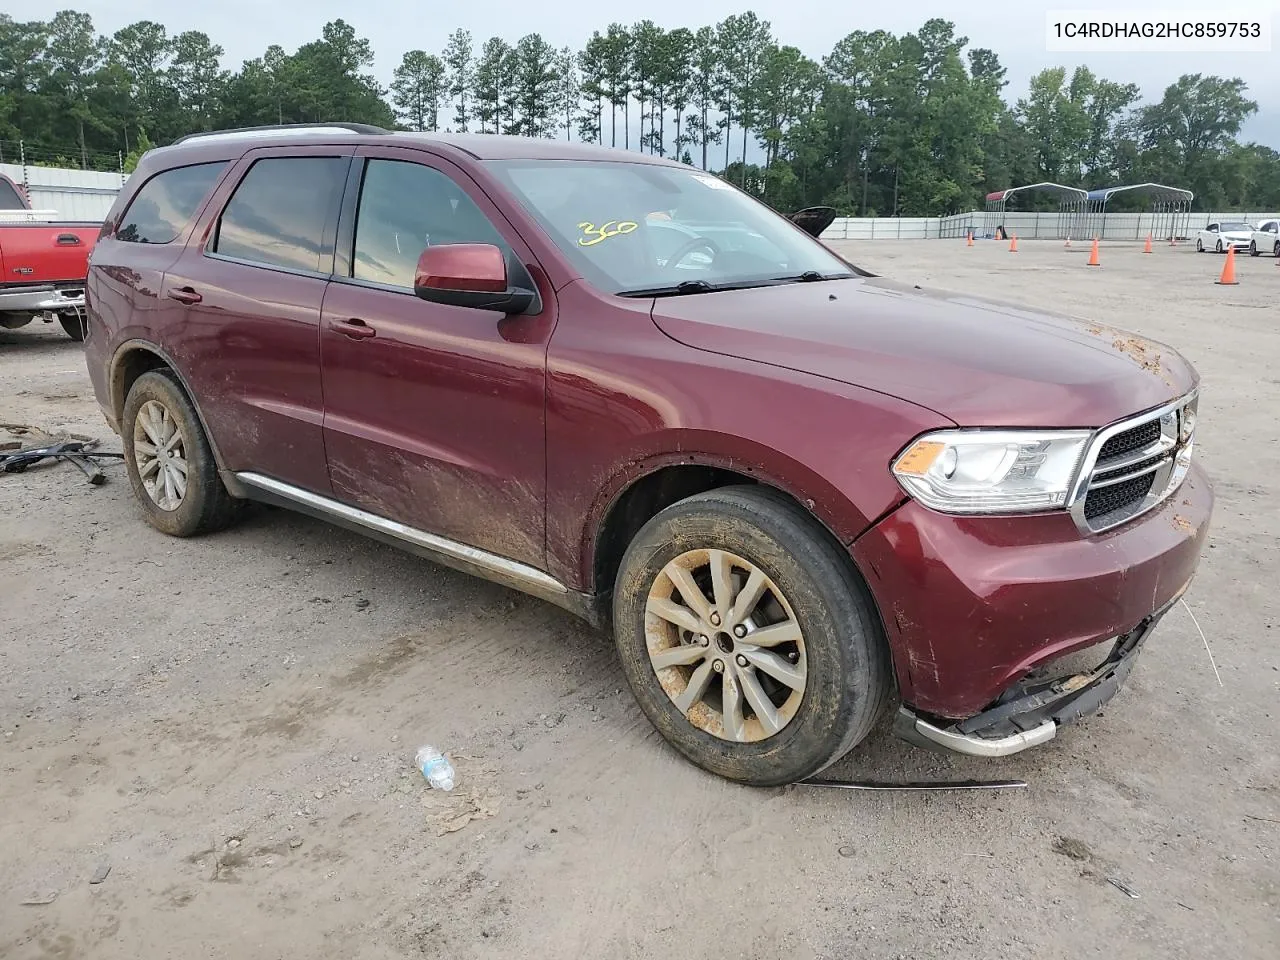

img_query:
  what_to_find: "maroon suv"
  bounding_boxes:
[83,125,1212,785]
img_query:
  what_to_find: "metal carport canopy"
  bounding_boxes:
[987,182,1089,202]
[1085,183,1194,203]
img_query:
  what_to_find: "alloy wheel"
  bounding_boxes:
[645,548,806,743]
[133,399,189,511]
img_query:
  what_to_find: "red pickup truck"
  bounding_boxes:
[0,174,99,340]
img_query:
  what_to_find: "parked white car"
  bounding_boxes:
[1197,221,1253,253]
[1248,218,1279,257]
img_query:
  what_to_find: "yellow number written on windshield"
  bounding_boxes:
[578,220,638,247]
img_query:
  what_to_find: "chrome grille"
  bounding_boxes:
[1068,392,1198,533]
[1084,473,1156,521]
[1097,421,1160,462]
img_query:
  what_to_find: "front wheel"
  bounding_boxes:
[1274,240,1280,258]
[1196,239,1204,252]
[1250,241,1259,257]
[612,486,891,786]
[1216,239,1224,253]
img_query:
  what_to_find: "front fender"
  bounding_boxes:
[579,429,885,584]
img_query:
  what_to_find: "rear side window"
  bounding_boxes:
[117,162,227,244]
[212,157,347,273]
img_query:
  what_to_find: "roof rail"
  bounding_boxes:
[171,122,390,145]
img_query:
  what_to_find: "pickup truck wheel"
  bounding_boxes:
[612,486,890,786]
[58,312,86,341]
[122,370,241,537]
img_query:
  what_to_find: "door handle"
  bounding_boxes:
[166,286,202,305]
[330,317,376,340]
[56,233,82,245]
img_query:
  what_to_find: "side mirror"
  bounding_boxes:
[413,243,536,314]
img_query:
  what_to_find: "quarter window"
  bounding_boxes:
[212,157,347,272]
[352,160,506,289]
[117,162,227,244]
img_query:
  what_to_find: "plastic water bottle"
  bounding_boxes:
[415,745,455,791]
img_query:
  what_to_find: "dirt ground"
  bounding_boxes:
[2,239,1277,960]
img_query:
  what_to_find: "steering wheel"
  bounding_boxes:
[664,235,720,270]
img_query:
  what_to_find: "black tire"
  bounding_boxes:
[1250,241,1259,257]
[1196,239,1203,252]
[1274,240,1279,259]
[612,485,891,786]
[122,369,242,537]
[1216,239,1223,253]
[58,312,85,341]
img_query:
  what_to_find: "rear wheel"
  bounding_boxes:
[58,312,85,341]
[1274,240,1279,258]
[122,370,242,537]
[612,486,891,786]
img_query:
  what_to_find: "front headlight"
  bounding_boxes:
[891,430,1092,514]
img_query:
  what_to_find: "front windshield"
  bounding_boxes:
[1221,222,1250,231]
[486,159,854,295]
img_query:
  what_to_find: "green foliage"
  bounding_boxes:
[122,127,154,172]
[442,29,474,132]
[0,11,1273,214]
[391,50,446,131]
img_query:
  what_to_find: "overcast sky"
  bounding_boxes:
[13,1,1280,148]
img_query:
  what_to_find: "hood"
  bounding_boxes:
[649,277,1196,427]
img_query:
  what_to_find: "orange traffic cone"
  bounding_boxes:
[1009,233,1018,252]
[1087,238,1100,267]
[1216,245,1239,285]
[967,231,974,247]
[1144,233,1153,254]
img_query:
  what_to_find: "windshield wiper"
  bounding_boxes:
[775,270,848,283]
[618,272,852,298]
[617,279,717,298]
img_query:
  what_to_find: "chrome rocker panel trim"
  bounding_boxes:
[235,471,569,602]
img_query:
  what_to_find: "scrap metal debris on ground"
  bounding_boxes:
[0,424,123,486]
[1106,877,1141,899]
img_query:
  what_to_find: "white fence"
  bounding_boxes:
[0,163,124,222]
[822,211,1280,242]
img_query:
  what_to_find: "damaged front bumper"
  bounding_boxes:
[894,597,1176,758]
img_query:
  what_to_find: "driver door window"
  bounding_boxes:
[352,159,506,289]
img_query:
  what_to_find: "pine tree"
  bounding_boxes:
[443,29,474,132]
[391,50,446,131]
